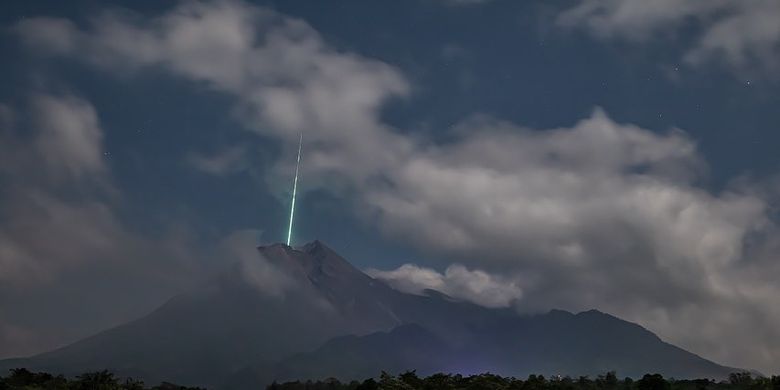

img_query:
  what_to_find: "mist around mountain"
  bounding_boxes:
[0,241,738,389]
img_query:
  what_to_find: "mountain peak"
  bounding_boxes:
[256,240,371,287]
[255,240,335,258]
[300,240,341,261]
[301,240,362,276]
[302,239,329,252]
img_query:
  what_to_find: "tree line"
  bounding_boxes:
[0,368,204,390]
[268,371,780,390]
[3,369,780,390]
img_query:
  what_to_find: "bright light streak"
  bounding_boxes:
[286,134,302,246]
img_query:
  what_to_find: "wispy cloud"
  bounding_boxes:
[556,0,780,77]
[367,263,522,308]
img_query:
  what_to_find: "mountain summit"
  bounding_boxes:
[1,241,737,389]
[258,241,375,291]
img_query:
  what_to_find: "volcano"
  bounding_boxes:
[0,241,737,389]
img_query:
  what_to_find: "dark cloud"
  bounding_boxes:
[0,93,280,358]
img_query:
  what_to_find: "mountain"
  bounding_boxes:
[229,309,734,388]
[225,323,456,389]
[0,241,737,389]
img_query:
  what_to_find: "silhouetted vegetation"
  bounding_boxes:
[267,371,780,390]
[0,368,204,390]
[3,369,779,390]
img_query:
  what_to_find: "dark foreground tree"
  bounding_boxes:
[267,371,780,390]
[3,368,778,390]
[636,374,669,390]
[0,368,204,390]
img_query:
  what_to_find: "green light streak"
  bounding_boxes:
[286,134,302,246]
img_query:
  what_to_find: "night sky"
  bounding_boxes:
[1,0,779,374]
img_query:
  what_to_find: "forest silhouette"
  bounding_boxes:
[3,368,779,390]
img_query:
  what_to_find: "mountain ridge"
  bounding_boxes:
[0,240,739,389]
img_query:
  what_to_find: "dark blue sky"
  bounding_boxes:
[1,0,780,373]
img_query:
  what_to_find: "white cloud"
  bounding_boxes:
[0,191,126,284]
[14,0,411,188]
[218,229,296,298]
[12,0,780,373]
[32,94,106,179]
[0,94,106,185]
[685,1,780,71]
[367,263,522,308]
[360,109,775,371]
[0,94,114,284]
[557,0,780,75]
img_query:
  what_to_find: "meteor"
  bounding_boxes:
[286,134,302,246]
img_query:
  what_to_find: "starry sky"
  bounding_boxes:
[1,0,780,374]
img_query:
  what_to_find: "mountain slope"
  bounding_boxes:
[1,241,737,389]
[226,310,734,388]
[225,324,456,389]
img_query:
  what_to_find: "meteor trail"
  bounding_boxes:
[286,134,302,246]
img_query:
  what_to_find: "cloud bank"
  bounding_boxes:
[11,0,780,373]
[14,0,410,189]
[0,92,281,358]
